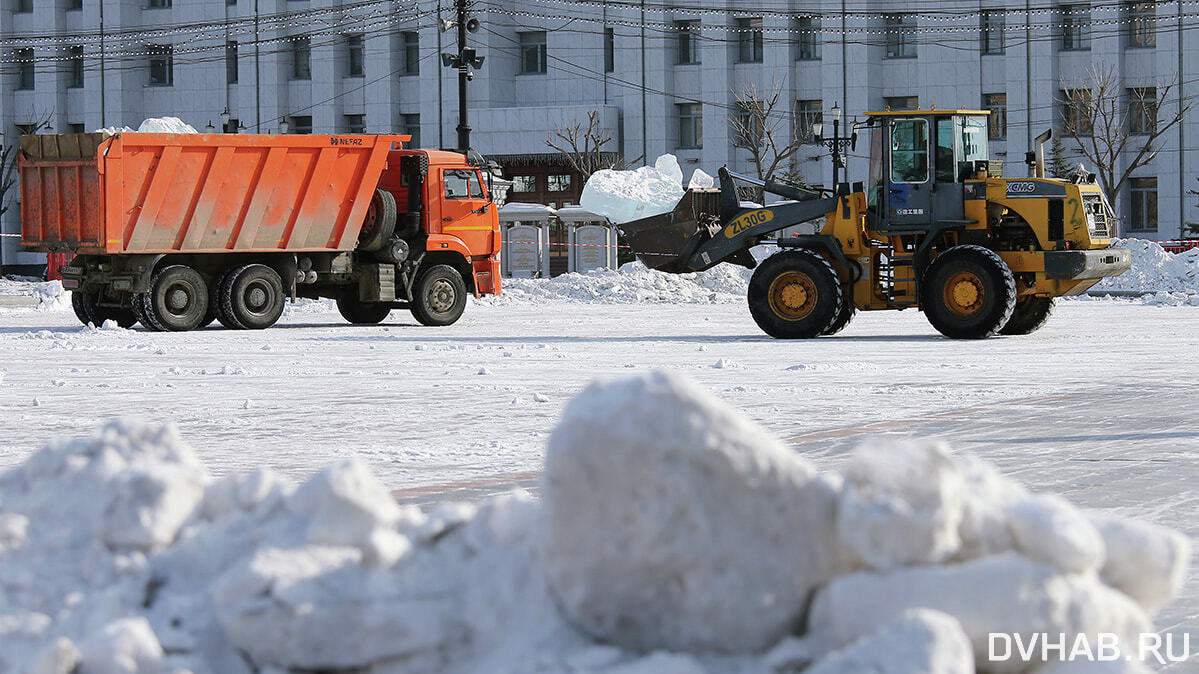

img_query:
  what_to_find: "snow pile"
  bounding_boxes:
[688,168,715,189]
[95,117,198,136]
[489,259,753,305]
[580,154,686,225]
[0,277,66,310]
[1093,238,1199,294]
[0,373,1189,673]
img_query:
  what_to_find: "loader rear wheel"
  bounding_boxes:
[1000,296,1055,335]
[337,295,393,325]
[410,264,467,326]
[221,264,285,330]
[144,265,210,332]
[921,245,1016,339]
[748,250,842,339]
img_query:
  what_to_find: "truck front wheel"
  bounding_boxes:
[410,264,467,326]
[142,265,210,332]
[221,264,285,330]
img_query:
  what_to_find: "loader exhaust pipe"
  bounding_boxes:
[1027,129,1052,179]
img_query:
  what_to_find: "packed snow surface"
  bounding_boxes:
[0,372,1189,673]
[579,154,686,224]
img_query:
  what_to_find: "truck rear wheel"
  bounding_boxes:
[1000,296,1055,335]
[921,245,1016,339]
[221,264,285,330]
[337,295,393,325]
[143,265,210,332]
[212,269,241,329]
[748,250,843,339]
[410,264,467,326]
[71,289,138,328]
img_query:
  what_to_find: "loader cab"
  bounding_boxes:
[866,110,990,230]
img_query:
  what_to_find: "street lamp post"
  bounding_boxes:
[813,102,855,193]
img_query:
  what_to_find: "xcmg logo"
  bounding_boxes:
[1007,182,1037,193]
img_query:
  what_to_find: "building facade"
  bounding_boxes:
[2,0,1195,270]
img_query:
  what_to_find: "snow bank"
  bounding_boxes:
[0,373,1189,673]
[95,117,198,136]
[487,259,755,305]
[580,154,686,224]
[1094,238,1199,294]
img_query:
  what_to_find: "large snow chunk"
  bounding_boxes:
[542,371,841,653]
[287,460,405,566]
[136,116,198,134]
[807,553,1151,673]
[1010,494,1105,574]
[100,462,207,552]
[804,609,973,674]
[77,618,164,674]
[580,156,686,225]
[836,440,965,570]
[653,153,684,186]
[1090,513,1190,614]
[953,453,1028,560]
[687,169,715,190]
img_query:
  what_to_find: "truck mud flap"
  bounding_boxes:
[1044,248,1132,280]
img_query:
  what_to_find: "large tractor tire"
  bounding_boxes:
[821,292,857,336]
[1000,296,1055,335]
[142,265,210,332]
[337,294,393,325]
[921,245,1016,339]
[358,189,398,252]
[220,264,285,330]
[748,250,843,339]
[71,289,138,328]
[410,264,468,326]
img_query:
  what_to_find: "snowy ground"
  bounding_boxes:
[1,293,1197,670]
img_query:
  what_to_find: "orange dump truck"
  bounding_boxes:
[18,132,501,331]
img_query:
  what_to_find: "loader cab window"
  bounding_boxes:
[957,116,988,179]
[890,118,928,183]
[444,169,484,199]
[867,125,884,209]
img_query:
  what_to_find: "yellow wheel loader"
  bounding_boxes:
[619,109,1131,339]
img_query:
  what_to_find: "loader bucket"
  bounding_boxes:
[616,188,722,273]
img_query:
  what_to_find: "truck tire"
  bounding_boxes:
[131,292,159,331]
[921,245,1016,339]
[748,250,843,339]
[336,294,393,325]
[221,264,285,330]
[358,189,397,252]
[71,290,138,328]
[1000,296,1055,335]
[144,265,210,332]
[212,268,241,329]
[410,264,467,326]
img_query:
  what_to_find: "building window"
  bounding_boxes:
[1128,177,1157,231]
[884,95,919,111]
[1060,89,1093,135]
[68,0,82,10]
[1127,87,1157,134]
[402,32,419,75]
[677,103,703,148]
[147,44,172,86]
[67,45,84,88]
[519,31,547,74]
[981,10,1005,55]
[346,34,364,77]
[676,20,700,65]
[292,37,311,80]
[402,113,420,147]
[511,175,537,193]
[547,174,572,192]
[67,123,85,133]
[1058,4,1090,51]
[794,16,821,60]
[15,48,33,90]
[794,99,822,143]
[885,15,917,59]
[983,93,1007,139]
[147,0,171,6]
[735,17,763,63]
[343,114,366,134]
[604,27,615,73]
[15,0,31,12]
[1126,1,1155,48]
[226,41,238,84]
[289,115,312,134]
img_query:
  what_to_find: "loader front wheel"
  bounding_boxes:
[748,250,842,339]
[922,245,1016,339]
[1000,296,1055,335]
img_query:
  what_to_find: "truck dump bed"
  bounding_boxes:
[20,132,407,255]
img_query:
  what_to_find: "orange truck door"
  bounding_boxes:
[438,168,494,249]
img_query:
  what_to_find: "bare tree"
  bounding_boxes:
[545,109,638,180]
[0,114,52,272]
[1057,65,1190,203]
[729,81,812,182]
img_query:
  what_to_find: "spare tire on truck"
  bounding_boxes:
[358,189,398,252]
